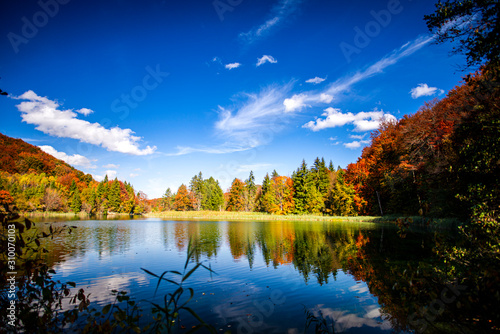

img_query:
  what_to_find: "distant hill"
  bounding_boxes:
[0,132,84,178]
[0,132,147,214]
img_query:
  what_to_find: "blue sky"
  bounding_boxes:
[0,0,465,198]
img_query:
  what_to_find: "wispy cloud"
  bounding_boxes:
[236,163,273,173]
[214,83,292,148]
[349,134,367,140]
[306,76,326,84]
[239,0,302,45]
[39,145,97,169]
[225,62,242,70]
[178,35,432,156]
[166,145,250,156]
[256,55,278,67]
[14,91,156,155]
[410,83,444,99]
[303,107,396,132]
[285,35,434,112]
[103,163,120,169]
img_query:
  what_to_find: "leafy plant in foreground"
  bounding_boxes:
[141,239,218,334]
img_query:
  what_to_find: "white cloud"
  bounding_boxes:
[14,91,156,155]
[313,306,392,333]
[256,55,278,67]
[239,0,302,44]
[344,140,371,149]
[225,62,242,70]
[76,108,93,116]
[283,93,309,112]
[39,145,97,169]
[349,134,367,140]
[329,137,341,145]
[103,163,120,169]
[129,173,139,178]
[410,83,444,99]
[306,76,326,84]
[319,93,333,103]
[93,170,117,182]
[303,107,397,132]
[105,170,117,180]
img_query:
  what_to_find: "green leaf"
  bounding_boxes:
[182,263,202,283]
[102,304,111,315]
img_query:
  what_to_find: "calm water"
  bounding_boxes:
[35,218,436,333]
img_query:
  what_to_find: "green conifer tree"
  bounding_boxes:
[71,188,82,213]
[245,171,257,212]
[292,160,310,214]
[108,179,121,212]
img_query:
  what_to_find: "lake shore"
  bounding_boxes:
[21,210,460,227]
[145,211,383,222]
[22,210,380,222]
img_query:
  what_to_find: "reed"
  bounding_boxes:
[145,210,380,223]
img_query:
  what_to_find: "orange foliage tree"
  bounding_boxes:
[268,176,295,215]
[173,184,194,211]
[226,178,246,212]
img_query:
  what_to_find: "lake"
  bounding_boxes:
[34,217,441,333]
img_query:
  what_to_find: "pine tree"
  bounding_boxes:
[311,157,330,198]
[205,178,224,211]
[245,171,257,211]
[257,174,275,213]
[108,179,121,212]
[305,184,325,213]
[162,188,174,211]
[292,160,310,214]
[71,188,82,213]
[329,160,335,172]
[189,172,205,211]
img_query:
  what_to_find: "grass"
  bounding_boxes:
[24,211,91,218]
[22,211,133,218]
[145,210,381,223]
[21,210,462,227]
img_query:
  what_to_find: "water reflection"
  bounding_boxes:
[32,218,447,333]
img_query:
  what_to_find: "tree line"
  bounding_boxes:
[149,158,357,216]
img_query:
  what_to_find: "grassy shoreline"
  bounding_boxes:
[20,210,461,226]
[22,210,380,222]
[144,211,382,222]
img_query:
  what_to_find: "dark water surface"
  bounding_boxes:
[35,217,439,333]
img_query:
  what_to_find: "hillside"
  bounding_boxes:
[0,133,84,178]
[0,133,146,213]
